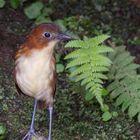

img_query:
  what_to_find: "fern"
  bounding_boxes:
[65,35,113,108]
[107,46,140,121]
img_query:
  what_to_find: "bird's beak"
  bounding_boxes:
[56,33,73,41]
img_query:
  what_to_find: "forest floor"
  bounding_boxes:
[0,0,140,140]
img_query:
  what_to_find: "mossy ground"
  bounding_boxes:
[0,0,140,139]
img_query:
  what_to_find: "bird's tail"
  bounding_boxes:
[38,100,48,110]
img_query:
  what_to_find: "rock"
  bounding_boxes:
[31,134,47,140]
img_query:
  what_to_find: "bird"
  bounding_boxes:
[14,23,72,140]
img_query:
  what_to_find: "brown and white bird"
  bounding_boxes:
[14,23,72,140]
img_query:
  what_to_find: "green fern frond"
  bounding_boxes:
[86,35,110,46]
[70,64,90,76]
[65,40,86,48]
[65,35,110,48]
[107,46,140,121]
[65,45,113,60]
[66,56,90,68]
[81,77,95,86]
[65,49,87,59]
[65,35,113,107]
[91,45,113,53]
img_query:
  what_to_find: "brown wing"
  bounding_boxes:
[49,55,56,97]
[14,67,25,96]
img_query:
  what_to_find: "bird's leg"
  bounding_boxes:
[22,99,37,140]
[48,105,53,140]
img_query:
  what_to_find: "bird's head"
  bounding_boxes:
[26,23,72,49]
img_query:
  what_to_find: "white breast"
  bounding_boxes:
[15,45,55,101]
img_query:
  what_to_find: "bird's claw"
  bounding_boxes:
[47,136,51,140]
[22,129,37,140]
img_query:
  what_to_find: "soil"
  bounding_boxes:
[0,7,32,73]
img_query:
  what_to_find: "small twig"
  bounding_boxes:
[107,40,116,48]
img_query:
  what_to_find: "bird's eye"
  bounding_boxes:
[44,32,51,38]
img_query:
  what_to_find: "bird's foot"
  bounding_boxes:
[47,136,52,140]
[22,129,37,140]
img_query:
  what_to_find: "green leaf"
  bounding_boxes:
[128,104,139,118]
[65,40,86,48]
[55,53,61,63]
[65,49,86,60]
[112,112,118,117]
[35,15,51,25]
[95,93,104,108]
[24,1,44,19]
[101,89,109,96]
[101,104,109,112]
[102,111,112,121]
[55,19,67,32]
[87,34,110,46]
[85,92,94,101]
[0,0,5,8]
[0,123,6,139]
[42,7,53,17]
[133,37,140,45]
[138,113,140,123]
[56,64,65,73]
[121,98,131,112]
[10,0,20,9]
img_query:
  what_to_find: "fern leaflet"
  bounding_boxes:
[107,46,140,121]
[65,35,113,108]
